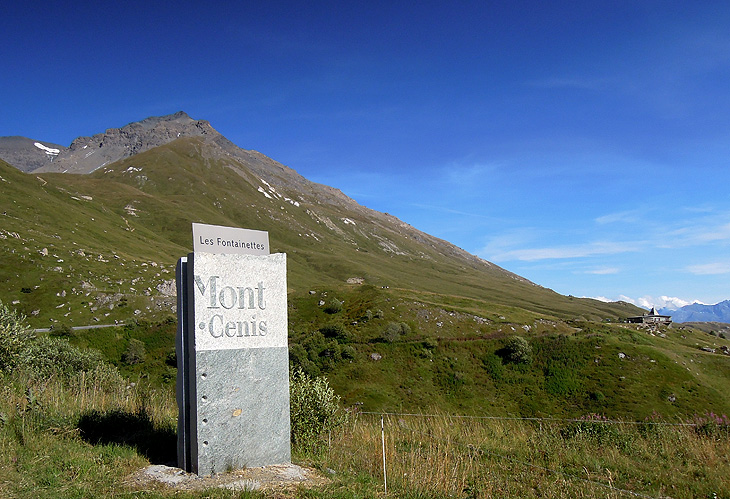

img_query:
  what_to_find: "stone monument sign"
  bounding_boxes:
[176,223,290,475]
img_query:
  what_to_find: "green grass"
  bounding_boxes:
[300,411,730,499]
[2,301,730,498]
[2,368,728,499]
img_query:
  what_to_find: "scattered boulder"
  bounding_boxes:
[156,279,176,296]
[370,352,382,361]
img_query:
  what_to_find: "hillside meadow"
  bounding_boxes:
[2,294,729,497]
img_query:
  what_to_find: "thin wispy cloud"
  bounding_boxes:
[594,210,644,225]
[486,241,640,262]
[665,220,730,247]
[409,203,503,221]
[686,262,730,275]
[584,267,620,275]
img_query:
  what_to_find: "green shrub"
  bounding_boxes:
[561,413,620,444]
[324,299,343,314]
[20,337,122,387]
[289,342,320,377]
[289,342,308,364]
[720,332,727,339]
[289,368,348,453]
[49,323,73,338]
[422,337,438,350]
[504,336,533,365]
[381,322,410,343]
[340,345,356,360]
[122,339,146,365]
[0,301,122,389]
[0,301,35,372]
[639,411,668,439]
[589,391,605,402]
[320,324,351,342]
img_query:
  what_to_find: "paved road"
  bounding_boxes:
[33,323,125,333]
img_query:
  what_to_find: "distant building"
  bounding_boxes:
[627,307,672,324]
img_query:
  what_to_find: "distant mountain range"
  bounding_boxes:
[658,300,730,323]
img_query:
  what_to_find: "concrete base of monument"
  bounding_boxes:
[125,462,330,492]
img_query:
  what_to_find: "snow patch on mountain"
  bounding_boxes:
[34,142,60,156]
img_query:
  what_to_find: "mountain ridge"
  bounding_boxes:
[659,300,730,323]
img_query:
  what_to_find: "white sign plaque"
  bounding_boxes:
[192,222,269,255]
[191,252,287,351]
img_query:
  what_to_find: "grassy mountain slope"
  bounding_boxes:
[1,137,643,327]
[2,136,729,419]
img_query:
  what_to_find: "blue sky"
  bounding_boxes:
[3,1,729,308]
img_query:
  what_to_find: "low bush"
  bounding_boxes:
[289,368,348,453]
[381,322,411,343]
[0,301,35,372]
[320,323,351,342]
[122,338,146,365]
[324,299,343,314]
[504,336,533,364]
[544,362,582,396]
[561,413,632,450]
[0,301,122,389]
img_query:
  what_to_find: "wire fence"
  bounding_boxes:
[360,410,701,427]
[337,410,729,498]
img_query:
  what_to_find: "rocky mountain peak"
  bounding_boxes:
[33,112,220,174]
[0,136,68,173]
